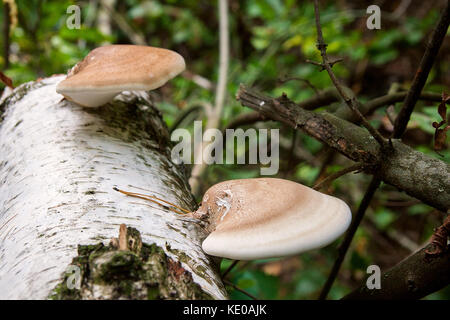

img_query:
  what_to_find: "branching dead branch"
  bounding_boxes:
[312,0,387,147]
[393,1,450,138]
[237,85,450,212]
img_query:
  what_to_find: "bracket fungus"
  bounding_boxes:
[194,178,351,260]
[56,45,185,107]
[116,178,351,261]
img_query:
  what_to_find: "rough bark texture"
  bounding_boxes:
[237,85,450,212]
[0,76,227,299]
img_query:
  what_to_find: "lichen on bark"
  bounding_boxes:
[49,226,212,300]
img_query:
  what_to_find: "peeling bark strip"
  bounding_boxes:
[0,76,227,299]
[237,85,450,212]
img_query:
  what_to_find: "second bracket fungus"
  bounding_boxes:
[116,178,352,261]
[56,45,185,107]
[194,178,352,260]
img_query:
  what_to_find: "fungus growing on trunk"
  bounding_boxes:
[115,178,351,260]
[56,45,185,107]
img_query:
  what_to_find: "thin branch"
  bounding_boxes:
[100,0,146,45]
[278,76,319,94]
[362,91,442,117]
[221,260,239,279]
[169,105,204,134]
[343,242,450,300]
[313,162,366,190]
[363,219,420,253]
[237,85,450,212]
[296,87,340,110]
[386,105,397,125]
[305,57,343,71]
[224,112,266,131]
[223,279,258,300]
[393,1,450,138]
[189,0,229,195]
[183,70,214,91]
[313,149,335,185]
[224,89,442,135]
[232,88,441,119]
[313,0,387,147]
[392,0,412,20]
[284,129,299,177]
[2,0,11,69]
[214,0,230,119]
[318,176,381,300]
[279,135,319,166]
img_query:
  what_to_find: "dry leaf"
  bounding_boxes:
[433,92,449,152]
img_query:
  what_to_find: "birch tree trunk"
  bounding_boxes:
[0,76,227,300]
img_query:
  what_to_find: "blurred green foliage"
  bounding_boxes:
[0,0,448,300]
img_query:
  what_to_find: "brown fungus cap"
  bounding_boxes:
[195,178,352,260]
[56,45,185,107]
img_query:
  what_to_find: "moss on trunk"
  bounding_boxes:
[49,226,213,300]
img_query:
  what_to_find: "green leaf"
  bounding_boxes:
[373,208,396,230]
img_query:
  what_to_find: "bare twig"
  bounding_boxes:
[313,149,335,185]
[393,1,450,138]
[223,279,258,300]
[231,88,441,119]
[343,242,450,299]
[298,88,339,109]
[313,162,366,190]
[214,0,230,118]
[318,176,381,300]
[225,89,442,135]
[2,0,11,69]
[386,105,397,126]
[334,91,442,121]
[305,58,343,71]
[279,135,318,166]
[284,129,299,177]
[224,112,266,131]
[169,104,204,134]
[221,260,239,279]
[392,0,412,20]
[237,85,450,212]
[313,0,387,147]
[183,71,214,91]
[278,76,319,94]
[100,0,146,45]
[189,0,229,195]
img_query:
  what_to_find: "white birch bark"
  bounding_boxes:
[0,76,227,299]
